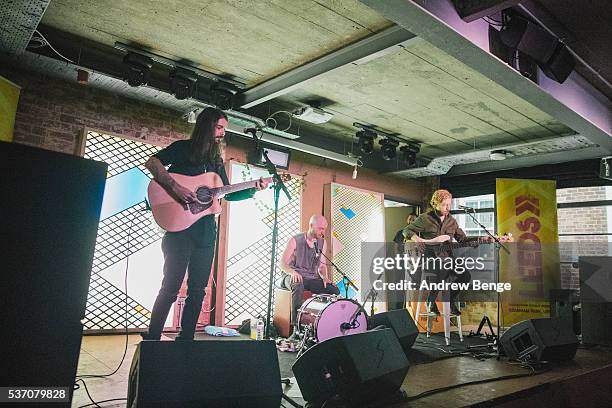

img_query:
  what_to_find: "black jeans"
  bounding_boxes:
[146,231,215,339]
[290,277,340,326]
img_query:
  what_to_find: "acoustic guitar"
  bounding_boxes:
[148,172,290,232]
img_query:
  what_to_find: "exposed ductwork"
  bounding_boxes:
[388,134,598,178]
[0,0,50,54]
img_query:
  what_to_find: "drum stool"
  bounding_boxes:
[413,290,463,346]
[273,287,313,337]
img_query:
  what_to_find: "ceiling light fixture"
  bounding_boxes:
[211,82,237,110]
[122,52,154,87]
[380,138,399,160]
[400,143,420,166]
[169,67,199,100]
[229,124,358,166]
[357,129,377,155]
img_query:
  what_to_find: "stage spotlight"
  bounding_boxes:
[400,143,420,166]
[357,129,376,155]
[211,82,237,110]
[169,67,199,100]
[122,52,153,87]
[380,138,399,160]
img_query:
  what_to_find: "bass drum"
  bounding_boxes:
[298,295,367,342]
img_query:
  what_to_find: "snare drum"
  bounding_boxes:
[297,295,367,342]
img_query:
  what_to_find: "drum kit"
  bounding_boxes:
[292,294,368,356]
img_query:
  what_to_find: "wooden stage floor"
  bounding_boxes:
[71,333,612,407]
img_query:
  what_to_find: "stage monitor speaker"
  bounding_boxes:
[127,340,282,407]
[500,318,578,362]
[1,141,106,404]
[369,309,418,356]
[579,256,612,346]
[292,328,409,406]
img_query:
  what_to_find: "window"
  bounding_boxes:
[556,186,612,290]
[452,194,495,237]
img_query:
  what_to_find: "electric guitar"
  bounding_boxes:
[404,234,513,257]
[148,172,290,232]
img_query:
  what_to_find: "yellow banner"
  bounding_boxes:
[0,75,21,142]
[496,178,559,326]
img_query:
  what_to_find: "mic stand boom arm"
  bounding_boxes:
[463,208,509,254]
[317,249,359,297]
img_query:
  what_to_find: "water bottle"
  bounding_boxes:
[256,316,265,340]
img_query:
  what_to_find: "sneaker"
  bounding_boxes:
[426,302,440,315]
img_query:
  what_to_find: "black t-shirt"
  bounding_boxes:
[153,139,230,182]
[153,140,253,243]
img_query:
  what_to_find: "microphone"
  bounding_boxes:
[244,128,261,150]
[458,204,475,211]
[313,240,321,255]
[244,127,259,136]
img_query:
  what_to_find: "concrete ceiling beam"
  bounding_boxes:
[238,25,416,108]
[358,0,612,153]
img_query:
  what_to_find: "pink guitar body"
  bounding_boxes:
[148,172,224,232]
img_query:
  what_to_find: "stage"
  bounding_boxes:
[71,332,612,407]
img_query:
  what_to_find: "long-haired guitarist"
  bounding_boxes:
[142,107,268,341]
[403,189,494,316]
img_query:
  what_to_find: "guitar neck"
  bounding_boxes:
[440,236,492,252]
[215,176,274,197]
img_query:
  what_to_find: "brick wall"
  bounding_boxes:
[1,66,192,154]
[557,186,610,290]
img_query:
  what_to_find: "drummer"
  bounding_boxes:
[280,214,340,340]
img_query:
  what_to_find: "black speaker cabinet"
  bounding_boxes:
[550,289,580,335]
[128,340,282,407]
[369,309,418,356]
[1,142,107,404]
[292,329,409,406]
[500,318,578,362]
[579,256,612,346]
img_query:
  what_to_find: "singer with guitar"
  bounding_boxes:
[280,214,340,340]
[403,189,495,316]
[142,107,269,341]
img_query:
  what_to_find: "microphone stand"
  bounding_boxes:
[246,128,292,339]
[462,207,510,358]
[317,249,366,332]
[317,249,359,298]
[366,286,378,318]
